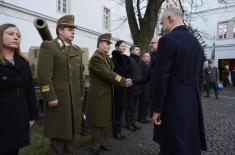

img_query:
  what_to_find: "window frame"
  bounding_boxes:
[103,7,111,31]
[57,0,70,14]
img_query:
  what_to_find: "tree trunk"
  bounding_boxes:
[125,0,164,54]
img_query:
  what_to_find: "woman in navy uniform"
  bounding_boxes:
[0,23,38,155]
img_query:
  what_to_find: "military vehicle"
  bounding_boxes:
[28,17,89,116]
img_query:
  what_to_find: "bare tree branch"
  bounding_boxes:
[111,18,128,31]
[137,0,143,25]
[125,0,140,42]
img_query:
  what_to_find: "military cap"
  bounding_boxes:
[57,15,77,28]
[97,33,112,45]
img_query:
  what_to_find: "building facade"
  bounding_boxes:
[0,0,132,56]
[190,0,235,71]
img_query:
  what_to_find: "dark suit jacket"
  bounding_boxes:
[151,25,207,154]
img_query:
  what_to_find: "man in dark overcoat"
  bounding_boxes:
[151,8,207,155]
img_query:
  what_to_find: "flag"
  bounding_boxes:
[210,37,215,61]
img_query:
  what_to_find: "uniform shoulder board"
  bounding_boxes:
[72,44,80,50]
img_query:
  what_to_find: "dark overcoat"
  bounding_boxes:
[111,50,130,107]
[151,25,207,155]
[0,54,38,154]
[128,54,143,96]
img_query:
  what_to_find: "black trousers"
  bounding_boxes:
[126,95,139,125]
[138,94,151,121]
[2,149,19,155]
[90,127,106,149]
[206,82,218,97]
[50,138,74,155]
[113,106,125,135]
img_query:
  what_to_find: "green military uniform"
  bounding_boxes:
[37,15,83,144]
[87,34,126,127]
[87,33,126,153]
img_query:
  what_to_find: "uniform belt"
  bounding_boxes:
[0,88,25,97]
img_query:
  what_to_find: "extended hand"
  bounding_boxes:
[152,112,161,125]
[29,120,35,128]
[125,78,133,87]
[48,99,59,108]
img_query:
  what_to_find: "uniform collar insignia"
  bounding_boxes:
[56,38,64,48]
[56,38,72,48]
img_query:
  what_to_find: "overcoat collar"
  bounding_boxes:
[95,49,114,69]
[55,38,79,56]
[171,25,187,32]
[2,54,25,71]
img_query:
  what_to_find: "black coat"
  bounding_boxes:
[112,50,130,107]
[128,54,150,95]
[140,62,151,103]
[0,54,38,154]
[151,25,207,155]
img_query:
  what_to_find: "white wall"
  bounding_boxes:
[0,0,133,56]
[189,3,235,67]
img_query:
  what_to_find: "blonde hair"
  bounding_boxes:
[0,23,22,64]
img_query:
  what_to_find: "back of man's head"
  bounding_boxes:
[164,7,183,20]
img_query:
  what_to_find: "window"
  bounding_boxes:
[57,0,70,14]
[233,27,235,38]
[218,22,228,39]
[218,0,235,4]
[103,7,111,30]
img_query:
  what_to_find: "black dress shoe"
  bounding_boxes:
[100,144,112,151]
[120,133,127,139]
[126,125,137,131]
[113,133,123,140]
[90,147,101,155]
[133,124,141,129]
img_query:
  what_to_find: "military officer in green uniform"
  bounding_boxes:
[37,15,84,154]
[87,33,132,155]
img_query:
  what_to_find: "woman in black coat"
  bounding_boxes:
[112,40,130,140]
[0,23,38,155]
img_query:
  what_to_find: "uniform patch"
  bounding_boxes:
[115,75,122,82]
[41,85,50,92]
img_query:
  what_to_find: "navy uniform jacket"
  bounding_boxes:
[151,25,207,155]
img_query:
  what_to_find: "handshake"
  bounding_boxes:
[125,78,133,87]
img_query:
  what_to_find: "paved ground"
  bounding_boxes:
[76,87,235,155]
[20,87,235,155]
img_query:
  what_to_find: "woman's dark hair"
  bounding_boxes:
[115,40,126,48]
[0,23,21,63]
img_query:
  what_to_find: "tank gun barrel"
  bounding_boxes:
[34,18,53,41]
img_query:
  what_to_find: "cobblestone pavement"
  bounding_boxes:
[76,87,235,155]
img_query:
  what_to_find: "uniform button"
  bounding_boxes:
[76,57,79,60]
